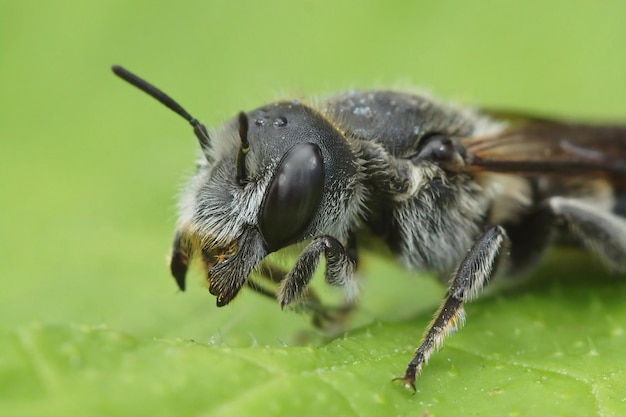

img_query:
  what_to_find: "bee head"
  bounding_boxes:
[111,65,365,305]
[176,100,363,305]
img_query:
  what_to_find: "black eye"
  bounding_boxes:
[414,134,454,161]
[260,143,325,251]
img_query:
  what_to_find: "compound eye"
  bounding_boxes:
[415,134,455,161]
[260,143,325,251]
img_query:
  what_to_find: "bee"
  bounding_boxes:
[112,65,626,392]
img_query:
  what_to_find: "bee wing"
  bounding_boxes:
[462,118,626,176]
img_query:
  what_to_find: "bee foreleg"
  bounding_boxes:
[208,227,266,307]
[549,197,626,271]
[395,225,508,392]
[278,236,357,307]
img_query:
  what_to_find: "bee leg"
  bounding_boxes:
[257,232,358,291]
[394,225,508,392]
[296,290,356,332]
[279,236,357,306]
[208,227,267,307]
[244,263,290,301]
[549,197,626,271]
[245,275,278,300]
[306,232,359,330]
[247,256,356,331]
[298,233,359,330]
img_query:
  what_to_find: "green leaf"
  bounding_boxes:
[2,255,625,417]
[2,2,626,417]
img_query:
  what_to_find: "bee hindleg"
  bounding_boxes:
[395,225,508,392]
[549,197,626,271]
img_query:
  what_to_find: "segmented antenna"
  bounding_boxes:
[111,65,211,152]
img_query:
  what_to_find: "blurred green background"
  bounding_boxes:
[1,1,626,416]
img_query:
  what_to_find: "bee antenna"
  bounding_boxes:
[111,65,211,152]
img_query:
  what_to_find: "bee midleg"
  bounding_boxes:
[245,271,279,300]
[395,225,508,392]
[248,266,354,331]
[548,197,626,271]
[245,263,295,302]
